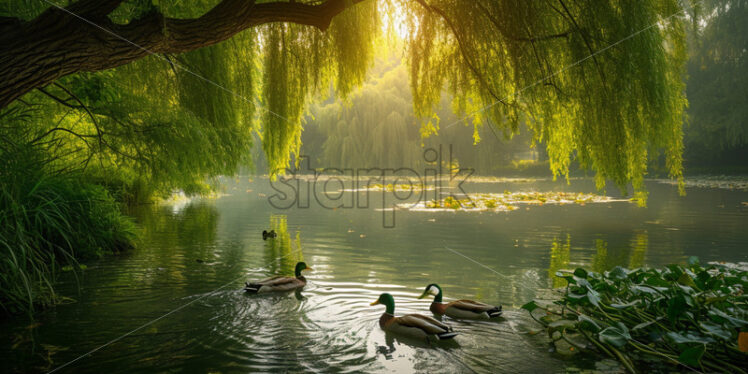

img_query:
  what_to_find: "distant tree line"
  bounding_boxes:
[684,0,748,169]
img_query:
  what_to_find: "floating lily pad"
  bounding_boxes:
[400,192,631,212]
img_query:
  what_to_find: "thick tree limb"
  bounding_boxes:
[66,0,126,18]
[0,0,366,109]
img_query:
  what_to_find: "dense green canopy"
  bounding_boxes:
[0,0,693,199]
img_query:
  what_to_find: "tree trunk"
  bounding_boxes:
[0,0,364,109]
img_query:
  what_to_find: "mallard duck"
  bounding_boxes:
[244,261,311,293]
[371,293,458,340]
[418,283,502,319]
[262,230,277,240]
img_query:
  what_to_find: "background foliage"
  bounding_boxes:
[684,0,748,169]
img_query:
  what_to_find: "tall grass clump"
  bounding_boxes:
[0,144,136,316]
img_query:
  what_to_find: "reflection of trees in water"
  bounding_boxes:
[590,232,649,272]
[251,215,318,371]
[548,235,571,288]
[547,231,650,287]
[629,232,648,269]
[263,215,304,275]
[129,202,220,284]
[591,239,608,273]
[136,202,219,250]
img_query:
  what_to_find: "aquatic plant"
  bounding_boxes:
[403,192,628,212]
[522,259,748,373]
[0,145,136,315]
[444,196,461,209]
[361,183,434,192]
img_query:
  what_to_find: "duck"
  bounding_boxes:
[418,283,502,319]
[244,261,311,293]
[370,293,458,341]
[262,230,277,240]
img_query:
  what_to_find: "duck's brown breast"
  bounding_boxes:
[379,313,394,329]
[430,302,447,315]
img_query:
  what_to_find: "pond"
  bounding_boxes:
[2,177,747,373]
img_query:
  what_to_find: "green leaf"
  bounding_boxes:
[695,270,711,288]
[578,314,602,332]
[632,319,656,331]
[667,294,687,321]
[573,268,588,279]
[666,332,715,345]
[678,344,705,367]
[699,321,732,340]
[667,264,684,278]
[548,319,577,330]
[676,284,696,296]
[556,271,575,285]
[608,266,628,281]
[708,309,748,328]
[724,276,743,286]
[521,301,539,312]
[633,285,666,295]
[687,256,700,266]
[598,323,631,348]
[586,289,601,307]
[575,278,592,289]
[644,276,670,287]
[677,273,697,288]
[610,300,639,309]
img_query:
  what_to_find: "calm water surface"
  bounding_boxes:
[2,177,747,373]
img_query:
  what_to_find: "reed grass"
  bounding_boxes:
[0,145,136,315]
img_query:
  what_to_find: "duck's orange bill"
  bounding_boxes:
[370,300,380,306]
[306,267,313,271]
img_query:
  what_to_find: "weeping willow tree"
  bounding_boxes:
[301,55,536,172]
[302,55,422,169]
[1,0,690,197]
[405,0,688,197]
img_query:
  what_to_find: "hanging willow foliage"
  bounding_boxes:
[403,0,688,197]
[0,0,690,198]
[259,1,381,174]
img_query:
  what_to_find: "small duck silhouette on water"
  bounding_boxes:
[262,230,277,240]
